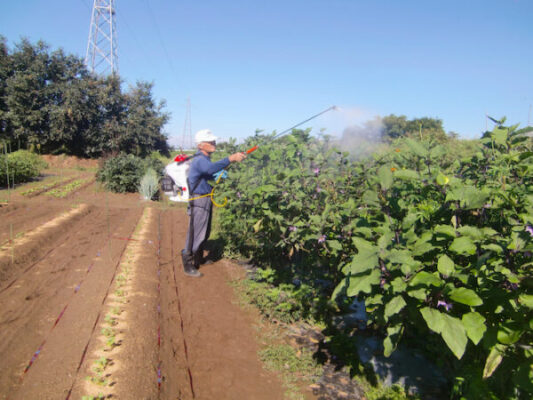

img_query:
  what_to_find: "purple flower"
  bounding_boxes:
[236,192,241,199]
[503,281,519,291]
[526,225,533,237]
[289,226,297,232]
[318,235,326,244]
[380,278,386,288]
[316,186,322,193]
[313,167,320,176]
[437,300,453,312]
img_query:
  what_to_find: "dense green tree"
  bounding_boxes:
[382,114,447,142]
[5,39,51,150]
[0,36,12,142]
[0,37,171,158]
[122,81,169,157]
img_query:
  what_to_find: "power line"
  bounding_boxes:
[144,0,177,76]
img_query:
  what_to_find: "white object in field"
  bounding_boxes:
[164,161,190,202]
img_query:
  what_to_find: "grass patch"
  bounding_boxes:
[231,273,416,400]
[259,344,321,399]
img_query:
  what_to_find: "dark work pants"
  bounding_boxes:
[185,196,212,254]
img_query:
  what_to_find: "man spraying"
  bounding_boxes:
[182,129,246,277]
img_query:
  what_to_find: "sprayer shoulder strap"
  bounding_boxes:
[188,177,201,195]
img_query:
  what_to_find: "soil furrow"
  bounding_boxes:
[0,206,143,399]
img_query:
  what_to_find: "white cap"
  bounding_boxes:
[194,129,218,145]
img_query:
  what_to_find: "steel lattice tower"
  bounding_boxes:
[85,0,118,75]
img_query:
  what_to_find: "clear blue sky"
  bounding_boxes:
[1,0,532,146]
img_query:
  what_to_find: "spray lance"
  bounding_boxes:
[173,105,337,163]
[174,105,338,206]
[244,105,337,155]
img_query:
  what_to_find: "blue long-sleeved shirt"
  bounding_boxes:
[188,151,230,194]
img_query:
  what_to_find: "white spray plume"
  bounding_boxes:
[315,106,384,159]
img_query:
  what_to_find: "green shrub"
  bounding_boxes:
[139,168,160,200]
[0,150,48,186]
[97,153,164,193]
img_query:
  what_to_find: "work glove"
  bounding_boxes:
[213,170,228,181]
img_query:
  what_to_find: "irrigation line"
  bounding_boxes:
[157,211,163,397]
[170,215,196,398]
[0,230,74,295]
[18,261,97,384]
[64,216,140,400]
[10,223,14,264]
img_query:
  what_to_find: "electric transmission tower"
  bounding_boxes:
[85,0,118,75]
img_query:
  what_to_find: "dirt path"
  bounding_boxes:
[0,183,287,399]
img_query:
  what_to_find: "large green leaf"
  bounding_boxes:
[449,287,483,306]
[362,190,379,206]
[434,224,456,238]
[391,277,407,293]
[497,322,524,345]
[331,277,348,301]
[492,127,508,146]
[378,165,393,190]
[383,323,404,357]
[327,240,343,251]
[483,344,505,378]
[519,294,533,309]
[446,185,489,210]
[405,138,428,158]
[420,307,467,359]
[441,313,468,360]
[457,226,484,241]
[462,312,486,345]
[352,237,375,251]
[437,254,455,277]
[393,169,419,180]
[449,236,477,255]
[347,269,381,297]
[347,249,379,275]
[384,295,407,322]
[409,271,443,287]
[420,307,444,333]
[436,172,450,186]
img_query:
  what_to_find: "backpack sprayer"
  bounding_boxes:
[162,105,337,204]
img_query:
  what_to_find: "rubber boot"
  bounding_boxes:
[182,250,202,277]
[195,244,214,266]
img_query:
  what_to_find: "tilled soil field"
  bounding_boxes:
[0,175,286,400]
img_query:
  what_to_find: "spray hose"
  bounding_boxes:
[186,105,337,207]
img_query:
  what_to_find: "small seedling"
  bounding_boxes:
[116,274,126,288]
[85,374,108,387]
[92,357,110,374]
[111,306,122,316]
[104,314,118,326]
[114,289,125,297]
[82,394,105,400]
[105,336,118,350]
[101,327,114,338]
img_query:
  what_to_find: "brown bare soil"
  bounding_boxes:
[0,163,287,400]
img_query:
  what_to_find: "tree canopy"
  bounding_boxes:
[0,36,170,158]
[381,114,448,142]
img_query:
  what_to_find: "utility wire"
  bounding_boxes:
[144,0,178,76]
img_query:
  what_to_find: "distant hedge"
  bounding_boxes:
[97,153,163,193]
[0,150,47,186]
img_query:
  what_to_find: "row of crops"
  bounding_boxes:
[216,121,532,398]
